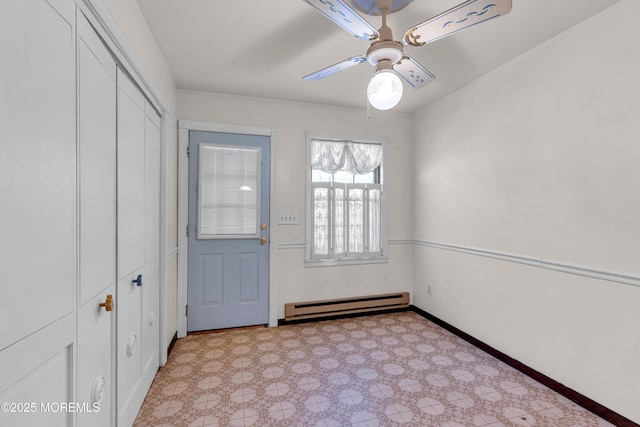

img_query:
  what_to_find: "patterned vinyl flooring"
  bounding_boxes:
[133,311,614,426]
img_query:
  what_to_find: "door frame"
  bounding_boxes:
[177,120,279,336]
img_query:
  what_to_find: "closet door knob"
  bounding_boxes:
[132,274,143,287]
[99,295,113,312]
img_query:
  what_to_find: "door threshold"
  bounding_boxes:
[187,324,268,335]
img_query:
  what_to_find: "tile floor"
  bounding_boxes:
[133,311,614,426]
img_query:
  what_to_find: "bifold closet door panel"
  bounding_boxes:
[77,285,115,426]
[0,315,75,427]
[116,68,152,427]
[142,103,161,377]
[117,69,146,280]
[77,12,117,427]
[0,0,76,351]
[78,12,117,307]
[144,104,161,269]
[116,285,142,419]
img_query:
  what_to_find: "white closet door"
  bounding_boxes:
[117,68,161,427]
[142,102,161,382]
[0,0,76,425]
[117,67,146,427]
[117,72,146,279]
[78,13,116,307]
[0,0,76,351]
[77,12,116,427]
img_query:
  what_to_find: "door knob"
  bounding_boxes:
[260,237,267,245]
[261,223,267,230]
[132,274,143,287]
[99,295,113,312]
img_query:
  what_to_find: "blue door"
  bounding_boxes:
[187,131,270,331]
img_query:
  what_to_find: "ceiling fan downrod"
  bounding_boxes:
[366,0,403,68]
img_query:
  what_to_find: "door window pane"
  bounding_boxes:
[198,144,260,238]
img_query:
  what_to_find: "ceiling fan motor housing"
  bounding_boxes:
[350,0,414,15]
[366,40,403,67]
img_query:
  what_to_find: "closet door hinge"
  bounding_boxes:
[185,305,188,317]
[186,224,189,238]
[187,144,190,158]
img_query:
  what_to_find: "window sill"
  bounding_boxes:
[304,256,388,268]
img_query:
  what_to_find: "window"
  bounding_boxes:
[198,144,261,239]
[306,132,387,266]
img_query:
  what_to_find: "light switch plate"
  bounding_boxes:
[278,211,298,225]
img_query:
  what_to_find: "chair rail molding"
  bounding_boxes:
[415,240,640,288]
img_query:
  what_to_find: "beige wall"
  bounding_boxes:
[102,0,179,348]
[412,0,640,423]
[178,91,415,318]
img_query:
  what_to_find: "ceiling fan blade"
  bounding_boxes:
[302,0,379,41]
[304,56,367,80]
[403,0,512,46]
[393,55,435,89]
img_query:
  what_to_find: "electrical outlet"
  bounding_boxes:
[428,285,432,295]
[278,211,298,225]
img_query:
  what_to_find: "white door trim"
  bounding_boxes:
[178,120,279,337]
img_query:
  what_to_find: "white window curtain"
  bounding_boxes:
[311,140,382,175]
[310,182,382,260]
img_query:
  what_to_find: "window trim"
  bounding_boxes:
[305,131,388,267]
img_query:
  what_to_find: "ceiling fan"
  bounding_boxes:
[302,0,512,110]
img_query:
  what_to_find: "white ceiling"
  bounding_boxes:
[136,0,619,113]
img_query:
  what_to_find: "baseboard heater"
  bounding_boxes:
[284,292,410,321]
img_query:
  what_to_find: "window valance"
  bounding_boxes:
[310,140,382,175]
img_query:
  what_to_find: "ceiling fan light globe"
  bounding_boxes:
[367,70,403,110]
